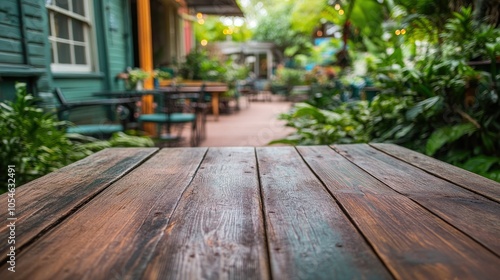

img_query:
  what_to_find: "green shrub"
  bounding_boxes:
[0,83,88,192]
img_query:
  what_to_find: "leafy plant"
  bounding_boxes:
[271,101,370,145]
[179,49,227,82]
[128,68,150,83]
[0,84,85,192]
[153,69,172,80]
[425,123,477,156]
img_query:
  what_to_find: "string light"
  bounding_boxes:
[201,39,208,46]
[196,13,203,19]
[334,4,340,10]
[339,9,344,15]
[395,29,401,35]
[401,29,406,35]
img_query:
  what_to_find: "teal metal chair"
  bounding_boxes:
[137,86,199,146]
[54,88,137,139]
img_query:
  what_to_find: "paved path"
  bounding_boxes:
[200,98,294,147]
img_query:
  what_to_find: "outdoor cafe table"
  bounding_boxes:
[95,84,228,121]
[1,144,499,279]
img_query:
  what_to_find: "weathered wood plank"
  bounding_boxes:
[370,143,500,203]
[332,144,500,256]
[0,148,206,279]
[257,147,392,280]
[142,147,270,279]
[0,148,157,261]
[298,145,500,279]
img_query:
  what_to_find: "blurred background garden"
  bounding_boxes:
[1,0,499,192]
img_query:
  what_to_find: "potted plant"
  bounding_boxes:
[128,68,150,90]
[153,69,172,88]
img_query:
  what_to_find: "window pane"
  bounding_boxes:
[72,20,84,42]
[54,13,69,39]
[55,0,69,10]
[74,45,86,64]
[72,0,85,16]
[57,42,71,63]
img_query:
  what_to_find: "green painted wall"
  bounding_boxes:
[0,0,50,100]
[101,0,134,90]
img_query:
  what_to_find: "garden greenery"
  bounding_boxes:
[273,7,500,182]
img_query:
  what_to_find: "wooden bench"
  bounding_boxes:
[1,144,499,279]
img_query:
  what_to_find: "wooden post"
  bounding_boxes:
[137,0,155,135]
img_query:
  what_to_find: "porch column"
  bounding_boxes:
[137,0,155,135]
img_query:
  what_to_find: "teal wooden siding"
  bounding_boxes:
[0,0,50,101]
[1,0,133,125]
[102,0,133,91]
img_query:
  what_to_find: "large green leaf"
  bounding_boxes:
[292,103,326,123]
[462,156,500,175]
[425,123,477,156]
[406,96,442,121]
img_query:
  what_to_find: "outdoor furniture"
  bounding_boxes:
[178,85,209,141]
[253,79,272,102]
[204,84,228,121]
[54,88,139,138]
[159,81,228,121]
[137,87,199,147]
[236,79,257,108]
[1,144,498,279]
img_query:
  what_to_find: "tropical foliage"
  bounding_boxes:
[273,5,500,181]
[252,3,313,58]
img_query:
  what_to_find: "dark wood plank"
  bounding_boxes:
[332,144,500,256]
[298,145,500,279]
[257,147,392,280]
[0,147,157,259]
[142,147,270,279]
[370,143,500,203]
[0,148,206,279]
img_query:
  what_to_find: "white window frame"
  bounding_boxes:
[46,0,95,73]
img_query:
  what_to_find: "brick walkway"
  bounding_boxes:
[199,97,295,147]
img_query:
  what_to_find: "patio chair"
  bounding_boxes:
[137,86,199,146]
[54,88,138,139]
[187,84,208,141]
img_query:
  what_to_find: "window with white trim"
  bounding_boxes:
[46,0,93,72]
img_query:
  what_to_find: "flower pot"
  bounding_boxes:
[135,80,143,91]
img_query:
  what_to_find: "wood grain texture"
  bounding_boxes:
[0,148,157,259]
[298,145,500,279]
[257,147,392,280]
[0,148,206,280]
[333,144,500,256]
[142,147,269,280]
[370,143,500,203]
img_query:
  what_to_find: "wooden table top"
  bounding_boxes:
[1,144,499,279]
